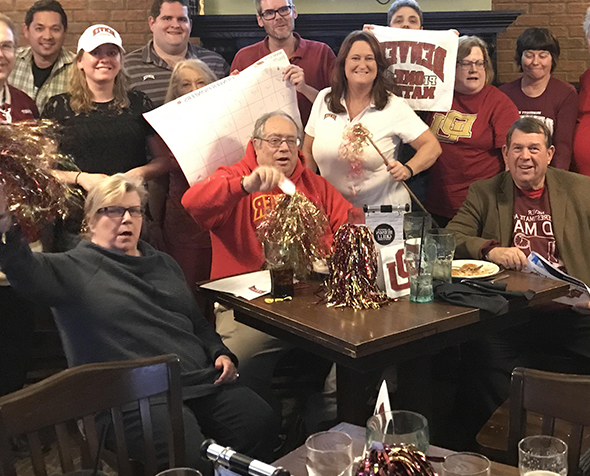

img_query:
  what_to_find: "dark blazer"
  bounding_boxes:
[446,167,590,286]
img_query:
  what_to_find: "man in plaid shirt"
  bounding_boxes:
[8,0,75,112]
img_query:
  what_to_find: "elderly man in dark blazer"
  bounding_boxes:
[445,116,590,449]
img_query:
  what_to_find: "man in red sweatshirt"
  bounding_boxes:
[182,110,351,417]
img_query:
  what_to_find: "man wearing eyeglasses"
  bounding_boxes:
[231,0,335,126]
[182,111,351,417]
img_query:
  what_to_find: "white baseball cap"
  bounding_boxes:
[77,24,125,54]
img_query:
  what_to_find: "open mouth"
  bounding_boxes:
[119,231,133,237]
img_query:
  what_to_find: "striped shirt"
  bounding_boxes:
[125,40,229,107]
[8,47,75,112]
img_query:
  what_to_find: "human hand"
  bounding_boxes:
[214,355,239,385]
[230,69,240,76]
[386,160,411,181]
[487,247,528,271]
[363,24,375,32]
[283,65,306,92]
[573,301,590,314]
[242,166,285,193]
[77,172,109,191]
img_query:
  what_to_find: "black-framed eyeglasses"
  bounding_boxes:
[96,206,143,218]
[259,5,293,21]
[457,60,485,70]
[257,136,300,148]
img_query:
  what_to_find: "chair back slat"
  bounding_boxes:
[167,361,185,468]
[56,422,75,473]
[0,355,184,476]
[569,423,584,474]
[80,415,100,469]
[111,406,133,476]
[139,397,157,476]
[507,367,590,476]
[541,415,555,436]
[27,432,48,476]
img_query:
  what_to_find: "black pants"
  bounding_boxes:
[450,304,590,449]
[108,384,280,476]
[0,286,36,397]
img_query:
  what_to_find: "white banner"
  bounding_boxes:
[370,25,458,112]
[144,50,301,186]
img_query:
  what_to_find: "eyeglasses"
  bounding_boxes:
[0,42,15,56]
[259,5,293,21]
[457,60,485,70]
[257,136,300,148]
[96,206,143,218]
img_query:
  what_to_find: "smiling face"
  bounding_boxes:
[521,49,552,82]
[455,46,486,95]
[503,129,555,191]
[344,40,378,90]
[389,6,421,29]
[88,191,143,256]
[149,1,191,54]
[23,11,66,63]
[254,115,299,177]
[77,43,121,88]
[256,0,296,42]
[0,22,16,87]
[177,66,210,96]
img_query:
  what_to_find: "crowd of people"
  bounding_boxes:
[1,0,590,471]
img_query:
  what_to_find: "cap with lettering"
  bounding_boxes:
[77,24,125,54]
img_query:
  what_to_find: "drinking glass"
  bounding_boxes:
[403,212,432,241]
[263,241,294,298]
[366,410,429,453]
[427,230,456,283]
[306,431,353,476]
[442,453,491,476]
[155,469,203,476]
[519,436,568,476]
[404,237,434,303]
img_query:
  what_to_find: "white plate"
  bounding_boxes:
[451,259,500,279]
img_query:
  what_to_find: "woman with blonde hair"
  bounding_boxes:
[42,24,170,193]
[163,58,217,291]
[573,10,590,175]
[426,35,520,226]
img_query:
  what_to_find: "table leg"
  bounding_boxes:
[336,364,378,425]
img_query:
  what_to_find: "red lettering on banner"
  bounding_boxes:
[383,41,447,81]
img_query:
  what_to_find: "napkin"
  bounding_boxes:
[433,279,536,314]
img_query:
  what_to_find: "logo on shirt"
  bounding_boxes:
[324,113,337,121]
[142,74,156,81]
[251,194,279,222]
[430,111,477,143]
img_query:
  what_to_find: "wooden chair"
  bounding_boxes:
[479,367,590,476]
[0,354,185,476]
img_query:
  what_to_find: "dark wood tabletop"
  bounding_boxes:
[206,271,568,370]
[274,423,518,476]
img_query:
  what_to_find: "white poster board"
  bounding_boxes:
[143,50,301,185]
[369,25,458,111]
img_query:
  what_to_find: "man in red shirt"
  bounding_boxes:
[446,116,590,449]
[230,0,335,126]
[182,110,350,420]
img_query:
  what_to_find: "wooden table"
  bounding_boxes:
[274,423,519,476]
[204,271,568,424]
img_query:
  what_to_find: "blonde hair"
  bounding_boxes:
[164,59,217,103]
[457,36,494,85]
[69,49,130,114]
[85,174,147,222]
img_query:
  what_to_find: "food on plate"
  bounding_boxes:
[452,262,491,277]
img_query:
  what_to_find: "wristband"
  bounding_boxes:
[240,176,249,194]
[403,164,414,179]
[75,171,82,185]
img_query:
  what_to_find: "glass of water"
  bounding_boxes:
[519,436,568,476]
[366,410,430,453]
[306,431,353,476]
[442,453,491,476]
[427,230,456,283]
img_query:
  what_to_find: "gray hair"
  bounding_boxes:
[254,0,293,14]
[584,7,590,40]
[165,59,217,103]
[251,111,301,140]
[387,0,423,27]
[85,174,147,221]
[0,13,18,48]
